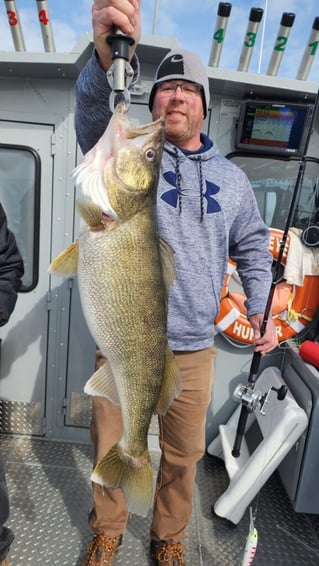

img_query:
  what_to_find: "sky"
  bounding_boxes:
[0,0,319,83]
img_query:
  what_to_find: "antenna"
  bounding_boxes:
[152,0,160,35]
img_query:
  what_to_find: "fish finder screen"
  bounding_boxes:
[235,100,312,156]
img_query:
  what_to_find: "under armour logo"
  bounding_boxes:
[204,181,221,213]
[161,171,221,213]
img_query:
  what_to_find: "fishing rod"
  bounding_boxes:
[231,87,319,458]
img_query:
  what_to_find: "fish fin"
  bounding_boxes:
[159,237,176,304]
[48,242,79,276]
[84,360,120,405]
[76,199,104,227]
[155,347,182,415]
[91,445,153,517]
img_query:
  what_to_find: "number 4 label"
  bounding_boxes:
[38,9,49,25]
[213,28,225,44]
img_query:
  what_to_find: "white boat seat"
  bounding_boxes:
[207,366,308,524]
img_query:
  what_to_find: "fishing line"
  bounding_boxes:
[301,175,319,247]
[219,332,252,349]
[276,524,319,556]
[240,385,281,565]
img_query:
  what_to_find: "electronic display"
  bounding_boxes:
[235,100,313,156]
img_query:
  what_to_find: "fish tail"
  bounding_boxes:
[91,445,153,517]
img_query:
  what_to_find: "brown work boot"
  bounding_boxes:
[81,533,122,566]
[0,557,10,566]
[151,540,186,565]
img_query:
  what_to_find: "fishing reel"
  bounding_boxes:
[233,382,288,415]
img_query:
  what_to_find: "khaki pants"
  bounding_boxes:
[88,346,216,542]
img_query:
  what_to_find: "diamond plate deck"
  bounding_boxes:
[1,435,319,565]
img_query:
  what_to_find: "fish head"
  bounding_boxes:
[106,104,165,220]
[73,103,164,221]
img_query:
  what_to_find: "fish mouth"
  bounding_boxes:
[72,104,165,218]
[113,109,164,154]
[126,117,165,138]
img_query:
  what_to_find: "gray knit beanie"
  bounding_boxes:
[149,48,210,117]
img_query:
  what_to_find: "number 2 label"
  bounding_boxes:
[275,36,288,52]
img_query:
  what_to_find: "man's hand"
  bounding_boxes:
[92,0,141,71]
[249,313,278,355]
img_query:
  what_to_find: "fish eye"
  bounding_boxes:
[145,148,157,162]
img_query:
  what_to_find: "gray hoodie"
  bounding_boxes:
[75,52,272,351]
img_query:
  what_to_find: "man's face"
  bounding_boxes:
[151,80,205,151]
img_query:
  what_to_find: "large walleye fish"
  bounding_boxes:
[49,103,182,517]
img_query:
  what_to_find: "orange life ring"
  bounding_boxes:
[215,228,319,344]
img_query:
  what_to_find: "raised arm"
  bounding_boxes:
[75,0,141,154]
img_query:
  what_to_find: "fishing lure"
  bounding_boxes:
[241,507,258,566]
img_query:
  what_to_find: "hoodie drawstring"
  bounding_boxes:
[174,148,205,222]
[174,147,183,216]
[198,156,204,222]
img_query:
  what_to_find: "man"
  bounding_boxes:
[75,2,278,565]
[0,203,24,566]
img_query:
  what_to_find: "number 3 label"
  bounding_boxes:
[245,32,257,48]
[7,10,18,26]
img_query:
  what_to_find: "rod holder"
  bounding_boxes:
[36,0,56,52]
[208,2,232,68]
[238,8,264,72]
[296,17,319,81]
[266,12,295,76]
[4,0,26,51]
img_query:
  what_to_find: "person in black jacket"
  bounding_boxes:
[0,203,24,566]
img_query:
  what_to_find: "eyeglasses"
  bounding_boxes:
[156,81,202,99]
